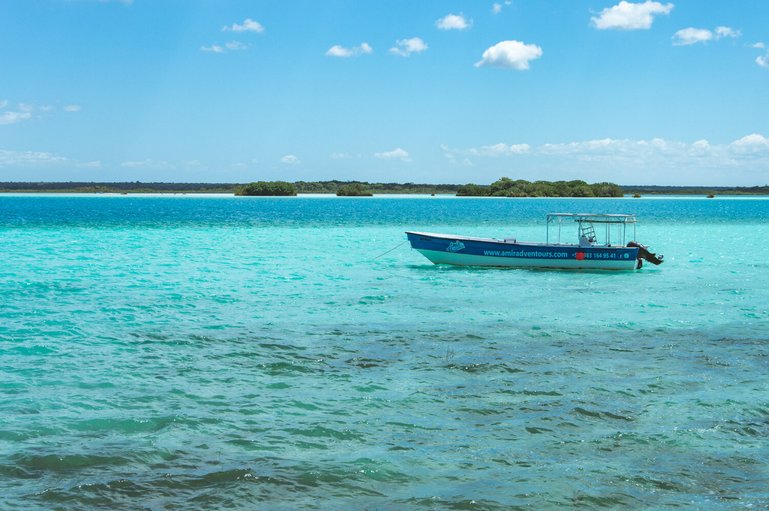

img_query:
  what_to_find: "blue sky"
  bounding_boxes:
[1,0,768,185]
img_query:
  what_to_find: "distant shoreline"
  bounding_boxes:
[0,181,767,196]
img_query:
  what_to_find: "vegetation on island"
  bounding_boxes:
[0,180,459,195]
[0,181,236,194]
[1,180,768,196]
[234,181,296,196]
[456,178,624,198]
[622,185,769,196]
[336,183,373,196]
[293,180,459,194]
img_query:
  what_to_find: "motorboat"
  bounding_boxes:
[406,213,663,271]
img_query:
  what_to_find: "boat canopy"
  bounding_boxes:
[547,213,636,224]
[546,213,637,246]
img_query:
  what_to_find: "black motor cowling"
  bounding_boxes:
[627,241,664,265]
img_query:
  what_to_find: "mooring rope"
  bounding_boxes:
[371,240,408,261]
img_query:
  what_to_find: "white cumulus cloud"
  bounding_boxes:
[0,149,68,166]
[201,41,247,54]
[121,159,172,169]
[591,1,673,30]
[673,25,740,46]
[201,44,225,53]
[673,28,713,46]
[691,139,710,151]
[475,40,542,70]
[471,143,531,156]
[280,154,300,165]
[756,51,769,68]
[225,41,247,51]
[0,102,83,123]
[492,1,512,14]
[326,42,373,58]
[715,26,740,39]
[223,18,264,33]
[374,148,410,161]
[445,135,769,182]
[389,38,428,57]
[730,133,769,152]
[0,111,32,125]
[436,14,471,31]
[441,143,530,165]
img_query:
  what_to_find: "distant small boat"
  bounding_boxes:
[406,213,663,271]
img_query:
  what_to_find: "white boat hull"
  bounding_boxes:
[414,248,638,270]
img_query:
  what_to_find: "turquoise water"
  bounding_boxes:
[1,195,768,510]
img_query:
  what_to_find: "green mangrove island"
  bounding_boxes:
[335,183,373,196]
[234,181,297,196]
[456,178,623,197]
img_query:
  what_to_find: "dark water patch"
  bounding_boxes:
[603,411,634,422]
[0,425,64,442]
[572,407,635,422]
[358,294,389,304]
[258,341,307,352]
[570,492,640,509]
[10,452,134,474]
[76,380,118,390]
[519,389,562,397]
[158,468,285,490]
[354,383,388,393]
[31,466,315,509]
[624,474,687,492]
[40,478,146,504]
[445,362,496,373]
[224,437,275,451]
[71,416,177,434]
[130,331,170,341]
[456,407,508,417]
[572,407,602,419]
[346,356,388,368]
[398,497,509,511]
[721,419,768,438]
[524,426,553,434]
[286,426,366,442]
[385,421,442,432]
[288,400,323,411]
[0,464,39,479]
[258,361,323,376]
[4,344,57,356]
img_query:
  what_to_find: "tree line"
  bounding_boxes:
[457,178,623,197]
[2,180,767,196]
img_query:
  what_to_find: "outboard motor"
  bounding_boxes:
[627,241,664,265]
